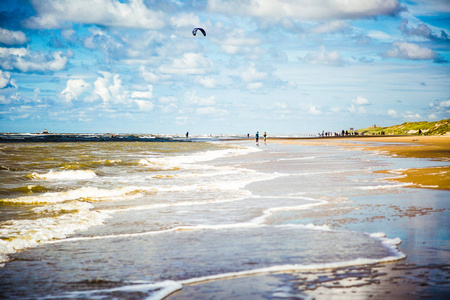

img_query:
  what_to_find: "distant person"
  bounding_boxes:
[186,132,189,138]
[263,132,267,143]
[256,131,259,143]
[247,133,250,139]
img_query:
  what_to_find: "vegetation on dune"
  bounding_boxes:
[358,119,450,136]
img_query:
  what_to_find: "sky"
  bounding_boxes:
[0,0,449,135]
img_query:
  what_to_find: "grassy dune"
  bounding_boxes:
[358,119,449,136]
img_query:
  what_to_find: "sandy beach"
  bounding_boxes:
[273,135,450,190]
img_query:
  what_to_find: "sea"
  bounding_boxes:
[0,134,448,299]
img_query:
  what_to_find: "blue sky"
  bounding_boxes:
[0,0,449,135]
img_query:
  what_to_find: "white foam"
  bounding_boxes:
[250,198,327,225]
[139,145,260,170]
[44,280,182,300]
[29,170,97,180]
[0,186,148,204]
[0,201,110,264]
[179,255,405,287]
[356,183,413,190]
[277,156,315,161]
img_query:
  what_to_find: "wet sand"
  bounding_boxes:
[273,136,450,190]
[168,136,449,299]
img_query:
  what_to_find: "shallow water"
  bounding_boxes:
[0,139,448,299]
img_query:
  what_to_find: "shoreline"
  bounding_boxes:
[268,135,450,190]
[169,138,449,299]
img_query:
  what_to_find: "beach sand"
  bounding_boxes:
[169,136,449,299]
[273,136,450,191]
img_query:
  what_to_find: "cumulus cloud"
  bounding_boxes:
[0,47,68,73]
[60,79,90,102]
[0,28,28,45]
[0,70,16,89]
[131,85,154,111]
[349,96,370,113]
[207,0,404,20]
[240,63,267,90]
[93,71,126,104]
[159,53,214,75]
[83,28,125,59]
[429,98,450,117]
[25,0,165,29]
[384,41,437,60]
[399,19,449,41]
[301,46,344,66]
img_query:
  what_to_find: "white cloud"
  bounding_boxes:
[388,109,397,116]
[0,28,27,45]
[349,96,370,113]
[311,20,352,34]
[60,79,90,102]
[198,77,217,88]
[367,30,393,41]
[159,53,214,75]
[428,99,450,116]
[131,85,153,99]
[240,64,267,90]
[218,28,261,55]
[207,0,403,20]
[384,41,437,60]
[185,92,215,106]
[403,111,422,119]
[170,13,200,28]
[241,63,268,82]
[134,99,154,111]
[246,82,264,90]
[302,46,344,66]
[140,66,170,82]
[0,70,13,89]
[0,47,68,73]
[25,0,165,29]
[93,71,126,104]
[159,96,178,104]
[0,95,10,104]
[309,104,322,115]
[196,106,227,115]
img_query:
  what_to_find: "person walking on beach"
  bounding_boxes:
[263,132,267,144]
[256,131,259,144]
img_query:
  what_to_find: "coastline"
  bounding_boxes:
[169,137,449,299]
[270,135,450,190]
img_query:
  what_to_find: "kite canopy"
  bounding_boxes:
[192,28,206,36]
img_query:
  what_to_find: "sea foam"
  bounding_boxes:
[28,170,97,180]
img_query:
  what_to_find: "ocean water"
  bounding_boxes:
[0,138,447,299]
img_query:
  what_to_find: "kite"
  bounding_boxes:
[192,28,206,36]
